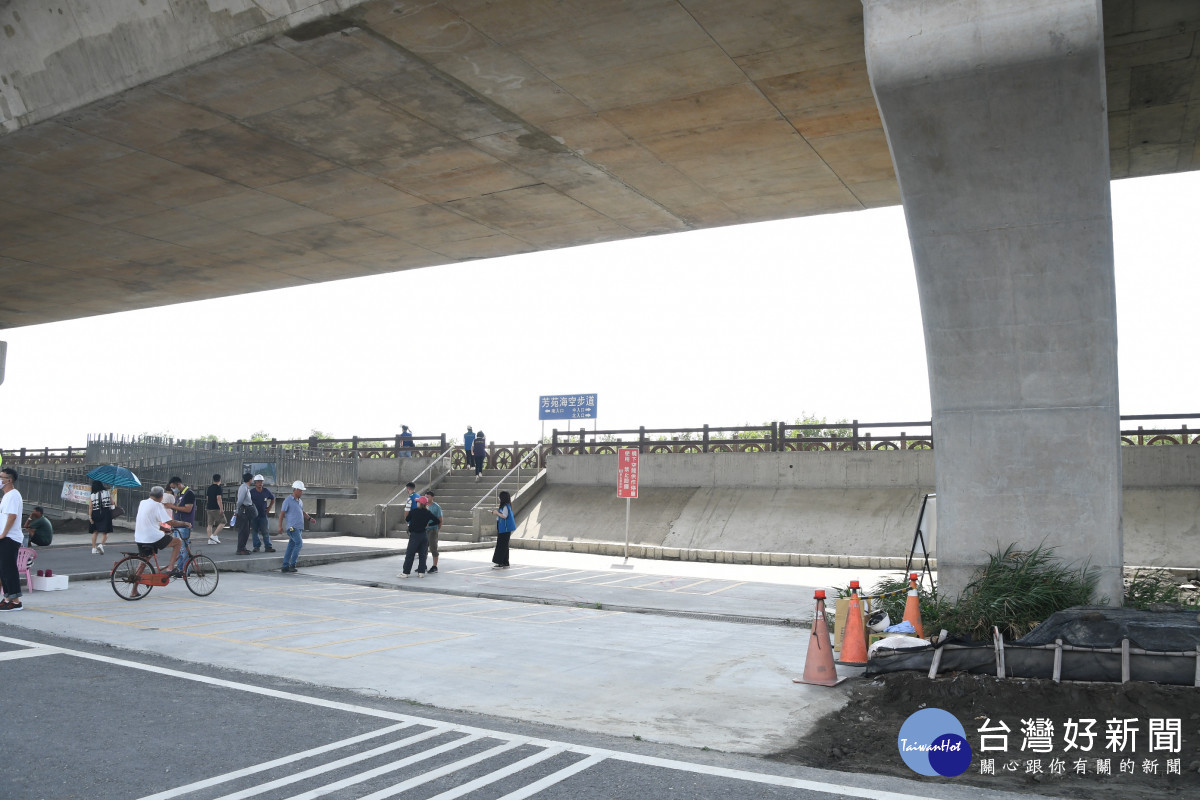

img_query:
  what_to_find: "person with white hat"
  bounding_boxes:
[278,480,315,573]
[249,474,276,553]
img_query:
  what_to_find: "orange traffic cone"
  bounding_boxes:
[902,572,924,638]
[836,580,869,666]
[794,590,846,686]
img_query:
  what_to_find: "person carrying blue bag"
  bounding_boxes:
[489,490,516,569]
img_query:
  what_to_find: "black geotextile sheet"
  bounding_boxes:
[1014,606,1200,651]
[866,606,1200,684]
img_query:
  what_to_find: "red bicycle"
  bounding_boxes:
[109,532,219,600]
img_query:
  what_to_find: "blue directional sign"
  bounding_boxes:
[539,394,598,420]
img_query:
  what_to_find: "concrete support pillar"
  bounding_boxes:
[863,0,1122,602]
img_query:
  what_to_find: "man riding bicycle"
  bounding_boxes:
[134,486,191,576]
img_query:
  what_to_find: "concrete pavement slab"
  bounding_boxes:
[308,548,896,625]
[0,552,901,755]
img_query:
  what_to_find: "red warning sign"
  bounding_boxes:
[617,447,639,498]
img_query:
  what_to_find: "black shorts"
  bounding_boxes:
[137,534,175,556]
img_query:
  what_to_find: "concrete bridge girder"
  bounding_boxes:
[0,0,1198,328]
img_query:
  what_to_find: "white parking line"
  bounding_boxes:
[0,647,55,661]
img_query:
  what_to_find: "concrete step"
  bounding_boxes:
[390,529,488,543]
[439,532,481,542]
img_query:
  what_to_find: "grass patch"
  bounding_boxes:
[930,543,1099,641]
[841,544,1100,642]
[1124,568,1197,609]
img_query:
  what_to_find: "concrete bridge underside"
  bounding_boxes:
[1,0,1198,328]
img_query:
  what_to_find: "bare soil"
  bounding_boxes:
[770,671,1200,799]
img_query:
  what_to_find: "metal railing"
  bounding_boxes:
[383,446,455,507]
[82,436,357,488]
[471,444,546,514]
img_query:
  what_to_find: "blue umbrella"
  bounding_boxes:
[87,465,142,488]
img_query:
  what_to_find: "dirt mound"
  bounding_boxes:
[771,671,1200,799]
[49,517,91,533]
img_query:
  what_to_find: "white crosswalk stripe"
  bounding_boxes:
[420,747,567,800]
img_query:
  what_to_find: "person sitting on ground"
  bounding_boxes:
[23,506,53,547]
[134,486,190,576]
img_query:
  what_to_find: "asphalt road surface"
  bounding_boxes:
[4,628,1048,800]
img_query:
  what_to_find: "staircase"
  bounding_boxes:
[391,469,541,542]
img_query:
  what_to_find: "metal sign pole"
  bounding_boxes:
[624,497,630,562]
[613,446,636,569]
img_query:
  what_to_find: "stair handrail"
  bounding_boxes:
[383,446,455,506]
[471,443,547,512]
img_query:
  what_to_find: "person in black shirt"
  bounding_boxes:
[398,496,438,578]
[204,474,225,545]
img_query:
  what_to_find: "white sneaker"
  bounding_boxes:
[397,573,409,579]
[91,547,99,554]
[417,573,425,578]
[97,544,104,554]
[208,536,220,545]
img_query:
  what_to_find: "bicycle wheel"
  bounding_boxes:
[184,555,219,597]
[111,556,153,601]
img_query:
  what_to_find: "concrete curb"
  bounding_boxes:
[301,572,811,629]
[510,537,933,570]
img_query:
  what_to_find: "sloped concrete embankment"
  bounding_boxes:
[512,448,1200,569]
[515,485,927,566]
[515,451,933,565]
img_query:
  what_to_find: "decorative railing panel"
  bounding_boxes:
[5,415,1197,470]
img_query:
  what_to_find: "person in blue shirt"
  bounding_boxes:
[400,425,414,457]
[277,481,315,573]
[489,490,516,569]
[249,475,276,553]
[401,482,419,521]
[463,426,475,470]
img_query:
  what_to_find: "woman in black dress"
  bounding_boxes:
[489,490,516,569]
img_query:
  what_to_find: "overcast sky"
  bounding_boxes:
[2,171,1197,449]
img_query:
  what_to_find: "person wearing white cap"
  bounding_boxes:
[278,480,315,573]
[249,474,276,553]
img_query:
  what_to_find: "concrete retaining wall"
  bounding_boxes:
[522,449,1198,568]
[355,456,436,485]
[547,450,935,489]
